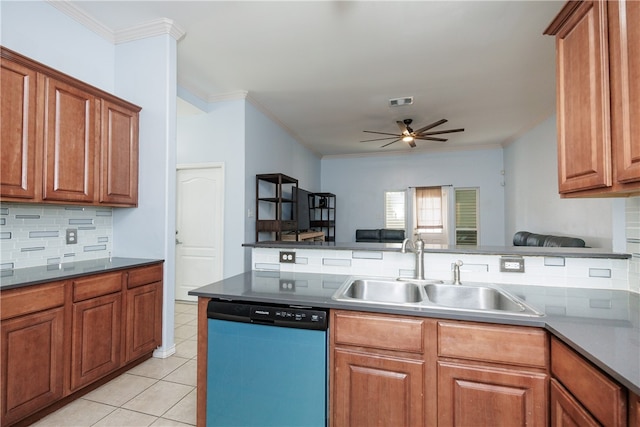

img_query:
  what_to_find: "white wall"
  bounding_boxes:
[1,1,114,91]
[176,95,321,275]
[321,149,506,245]
[503,115,617,249]
[244,102,321,270]
[177,97,247,277]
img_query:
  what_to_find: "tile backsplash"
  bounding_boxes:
[0,203,113,269]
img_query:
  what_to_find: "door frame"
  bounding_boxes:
[175,162,225,301]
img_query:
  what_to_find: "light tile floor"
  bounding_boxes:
[33,302,198,427]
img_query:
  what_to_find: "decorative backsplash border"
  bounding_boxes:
[0,203,113,270]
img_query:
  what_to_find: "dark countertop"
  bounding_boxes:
[190,270,640,395]
[0,257,164,290]
[244,241,631,259]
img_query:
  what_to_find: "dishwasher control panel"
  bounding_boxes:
[208,299,328,330]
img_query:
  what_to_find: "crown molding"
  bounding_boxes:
[207,90,249,103]
[115,18,186,44]
[47,0,114,43]
[46,0,186,44]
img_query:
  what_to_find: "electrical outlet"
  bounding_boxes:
[500,256,525,273]
[66,228,78,245]
[279,279,296,291]
[279,251,296,264]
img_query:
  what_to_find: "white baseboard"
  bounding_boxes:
[153,344,176,359]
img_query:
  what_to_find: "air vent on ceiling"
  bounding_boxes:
[389,97,414,107]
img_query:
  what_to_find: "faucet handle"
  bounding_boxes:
[453,260,463,285]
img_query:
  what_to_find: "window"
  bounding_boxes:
[455,188,479,245]
[384,191,405,229]
[415,186,443,233]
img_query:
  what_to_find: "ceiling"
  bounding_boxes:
[66,0,563,157]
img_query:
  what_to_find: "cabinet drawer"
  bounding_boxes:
[0,281,65,320]
[333,310,426,353]
[438,321,547,368]
[551,337,627,426]
[72,272,122,302]
[127,263,163,289]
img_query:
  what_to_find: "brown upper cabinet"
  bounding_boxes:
[0,47,141,207]
[545,0,640,197]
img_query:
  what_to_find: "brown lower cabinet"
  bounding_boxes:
[0,262,163,426]
[330,310,549,427]
[551,337,627,427]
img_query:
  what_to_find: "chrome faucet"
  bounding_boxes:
[401,237,425,280]
[452,260,463,285]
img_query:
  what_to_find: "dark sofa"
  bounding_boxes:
[513,231,586,248]
[356,229,406,243]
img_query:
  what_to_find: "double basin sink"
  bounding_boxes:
[332,278,544,317]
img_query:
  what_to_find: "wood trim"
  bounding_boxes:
[438,320,548,368]
[333,310,426,354]
[544,1,583,35]
[550,378,599,427]
[196,297,209,427]
[72,272,123,302]
[127,263,163,289]
[0,281,66,320]
[551,337,627,426]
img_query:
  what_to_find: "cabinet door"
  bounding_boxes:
[438,361,547,427]
[333,349,425,427]
[609,0,640,185]
[0,57,38,200]
[1,307,64,425]
[70,293,121,391]
[555,1,612,193]
[99,99,139,206]
[550,379,599,427]
[125,281,162,362]
[42,76,97,203]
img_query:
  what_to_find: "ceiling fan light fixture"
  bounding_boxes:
[402,135,414,142]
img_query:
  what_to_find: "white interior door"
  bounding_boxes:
[175,164,224,302]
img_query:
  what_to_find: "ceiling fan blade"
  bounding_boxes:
[360,136,402,142]
[415,136,448,142]
[413,119,448,134]
[396,121,410,135]
[380,139,401,148]
[407,139,417,148]
[418,128,465,136]
[363,130,402,137]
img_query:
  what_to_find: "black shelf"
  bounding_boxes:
[310,192,335,242]
[255,174,298,242]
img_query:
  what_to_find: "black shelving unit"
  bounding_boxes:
[255,173,298,241]
[310,192,336,242]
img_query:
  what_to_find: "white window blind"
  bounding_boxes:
[455,188,478,245]
[384,191,406,229]
[415,186,443,232]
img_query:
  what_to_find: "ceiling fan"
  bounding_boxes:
[361,119,464,148]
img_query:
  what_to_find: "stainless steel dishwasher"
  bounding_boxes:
[206,298,328,427]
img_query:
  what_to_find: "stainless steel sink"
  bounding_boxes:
[332,277,543,317]
[424,283,531,312]
[337,279,424,304]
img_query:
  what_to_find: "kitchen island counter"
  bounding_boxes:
[191,270,640,395]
